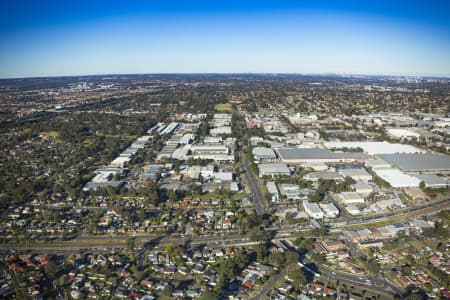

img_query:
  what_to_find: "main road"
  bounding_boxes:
[303,258,404,298]
[240,146,266,215]
[3,197,448,253]
[235,109,267,216]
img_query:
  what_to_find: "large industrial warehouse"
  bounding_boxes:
[275,147,368,164]
[378,153,450,173]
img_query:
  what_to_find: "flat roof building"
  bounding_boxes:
[210,126,232,136]
[303,200,324,219]
[180,134,195,144]
[258,163,291,177]
[191,144,234,161]
[338,192,366,205]
[365,159,391,170]
[352,181,374,194]
[386,128,420,140]
[275,147,367,164]
[373,167,421,188]
[414,174,449,188]
[378,153,450,173]
[252,147,277,162]
[279,183,303,200]
[339,168,372,181]
[346,205,361,216]
[319,203,339,218]
[83,181,124,191]
[324,141,424,155]
[266,182,280,202]
[301,161,329,171]
[303,171,344,182]
[111,156,131,167]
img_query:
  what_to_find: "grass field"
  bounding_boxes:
[214,102,233,112]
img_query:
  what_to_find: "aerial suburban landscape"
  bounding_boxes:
[1,1,449,300]
[0,74,449,299]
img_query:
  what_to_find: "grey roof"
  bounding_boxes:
[266,182,279,194]
[83,181,124,191]
[414,174,449,187]
[339,168,371,177]
[352,181,373,191]
[304,171,344,180]
[252,147,276,159]
[378,153,450,172]
[258,163,291,175]
[276,148,367,161]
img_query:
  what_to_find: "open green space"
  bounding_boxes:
[214,102,233,112]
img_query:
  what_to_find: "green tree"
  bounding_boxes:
[45,260,58,279]
[366,259,380,274]
[198,290,219,300]
[289,265,307,287]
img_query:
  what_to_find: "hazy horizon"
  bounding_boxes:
[1,0,449,78]
[2,71,450,81]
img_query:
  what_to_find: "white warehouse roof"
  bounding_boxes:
[373,168,421,188]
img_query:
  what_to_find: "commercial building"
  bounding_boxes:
[204,136,222,144]
[171,146,190,160]
[303,171,344,182]
[210,126,232,136]
[386,128,421,140]
[303,200,324,219]
[319,203,340,218]
[157,144,179,160]
[275,147,367,164]
[337,192,366,205]
[345,205,361,216]
[414,174,449,188]
[252,147,277,162]
[179,134,195,144]
[111,156,131,167]
[301,161,329,171]
[365,159,391,170]
[375,198,405,210]
[83,181,124,191]
[266,182,280,202]
[212,113,232,127]
[339,168,372,181]
[378,153,450,173]
[372,168,421,188]
[212,172,233,182]
[191,144,234,161]
[92,173,112,183]
[280,184,302,200]
[160,122,180,135]
[184,165,216,179]
[94,166,125,175]
[324,141,424,155]
[258,163,291,177]
[352,181,374,194]
[121,147,139,157]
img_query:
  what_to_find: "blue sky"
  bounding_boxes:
[0,0,449,78]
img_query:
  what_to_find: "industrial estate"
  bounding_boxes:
[0,74,449,300]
